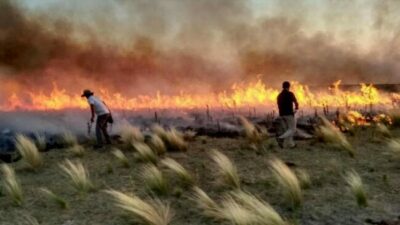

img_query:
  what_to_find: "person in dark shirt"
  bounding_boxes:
[276,81,299,148]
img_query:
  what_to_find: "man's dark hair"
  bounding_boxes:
[282,81,291,89]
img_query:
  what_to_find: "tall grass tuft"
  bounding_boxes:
[111,148,130,168]
[141,164,168,195]
[62,131,78,147]
[15,134,43,170]
[192,186,221,219]
[296,169,312,189]
[152,124,168,140]
[161,158,194,186]
[238,116,267,147]
[1,164,23,206]
[148,134,167,155]
[69,144,86,157]
[106,189,173,225]
[210,149,240,189]
[345,170,368,207]
[387,138,400,158]
[269,158,302,208]
[375,123,391,138]
[133,142,158,164]
[34,133,47,151]
[316,117,355,157]
[39,187,69,209]
[232,191,286,225]
[165,128,188,152]
[120,124,144,147]
[220,196,256,225]
[59,159,93,193]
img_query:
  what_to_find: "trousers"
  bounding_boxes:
[279,115,296,147]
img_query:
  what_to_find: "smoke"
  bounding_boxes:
[0,0,400,101]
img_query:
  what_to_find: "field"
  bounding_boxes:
[1,124,400,225]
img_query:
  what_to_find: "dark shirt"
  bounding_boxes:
[277,89,299,116]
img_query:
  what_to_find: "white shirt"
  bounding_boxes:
[87,96,110,116]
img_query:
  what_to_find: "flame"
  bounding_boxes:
[0,79,398,111]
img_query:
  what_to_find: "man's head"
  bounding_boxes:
[81,89,94,98]
[282,81,291,90]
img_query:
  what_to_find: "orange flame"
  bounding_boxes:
[0,80,398,111]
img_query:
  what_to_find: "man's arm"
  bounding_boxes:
[292,93,299,111]
[90,104,95,122]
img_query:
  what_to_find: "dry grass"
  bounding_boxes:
[345,170,368,207]
[111,148,130,168]
[39,187,69,209]
[387,138,400,158]
[192,186,221,219]
[232,191,286,225]
[269,158,302,208]
[317,117,355,157]
[69,144,86,157]
[161,158,194,186]
[165,128,188,152]
[210,149,241,189]
[296,169,312,189]
[62,131,78,147]
[106,189,173,225]
[148,134,167,155]
[152,125,187,152]
[34,133,47,151]
[183,130,197,142]
[15,134,43,170]
[120,124,144,146]
[375,123,391,138]
[238,116,267,147]
[59,159,93,193]
[1,164,23,206]
[141,164,169,195]
[220,196,257,225]
[133,142,158,164]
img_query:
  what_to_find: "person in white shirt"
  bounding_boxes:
[81,89,112,147]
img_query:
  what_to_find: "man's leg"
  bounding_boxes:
[100,114,111,144]
[278,116,296,148]
[95,116,104,146]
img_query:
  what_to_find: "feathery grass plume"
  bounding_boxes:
[141,164,168,195]
[148,134,167,155]
[269,158,302,208]
[151,124,168,140]
[210,149,240,189]
[1,164,23,206]
[105,189,173,225]
[232,191,286,225]
[317,117,355,157]
[165,128,188,152]
[34,133,47,151]
[296,169,312,189]
[112,148,130,168]
[387,139,400,158]
[183,130,197,142]
[375,123,391,138]
[220,196,257,225]
[18,213,40,225]
[345,170,368,207]
[69,144,86,157]
[121,124,144,147]
[15,134,43,170]
[192,186,221,219]
[133,142,158,164]
[161,158,193,186]
[39,187,69,209]
[62,131,78,147]
[238,116,266,146]
[59,159,93,193]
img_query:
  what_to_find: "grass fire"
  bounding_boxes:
[1,0,400,225]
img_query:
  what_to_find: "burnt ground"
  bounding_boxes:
[0,128,400,225]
